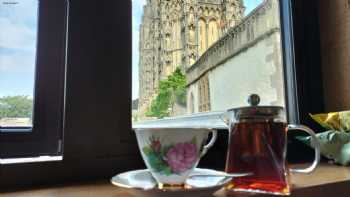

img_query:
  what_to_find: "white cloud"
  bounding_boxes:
[0,17,36,51]
[0,0,38,22]
[132,0,146,5]
[0,51,35,73]
[0,0,38,73]
[0,0,38,51]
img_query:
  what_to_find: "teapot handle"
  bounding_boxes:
[200,130,218,157]
[288,124,321,173]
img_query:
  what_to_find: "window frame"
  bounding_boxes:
[0,0,325,189]
[289,0,325,127]
[0,0,68,158]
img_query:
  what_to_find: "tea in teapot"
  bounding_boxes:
[223,94,320,195]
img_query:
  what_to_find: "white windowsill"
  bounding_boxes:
[133,111,228,130]
[0,156,63,165]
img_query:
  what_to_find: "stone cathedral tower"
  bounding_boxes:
[138,0,245,116]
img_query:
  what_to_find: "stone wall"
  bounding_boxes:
[186,0,285,113]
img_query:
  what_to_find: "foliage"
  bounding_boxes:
[0,95,33,119]
[146,68,187,118]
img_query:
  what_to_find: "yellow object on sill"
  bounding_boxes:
[297,111,350,166]
[310,111,350,132]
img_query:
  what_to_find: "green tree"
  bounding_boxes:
[0,96,33,118]
[146,68,187,118]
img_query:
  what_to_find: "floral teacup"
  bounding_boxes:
[134,128,217,185]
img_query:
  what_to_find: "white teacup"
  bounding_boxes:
[134,128,217,185]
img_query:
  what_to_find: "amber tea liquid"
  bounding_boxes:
[225,122,290,195]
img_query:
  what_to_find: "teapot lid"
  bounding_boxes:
[228,94,285,121]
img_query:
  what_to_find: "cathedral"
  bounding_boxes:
[138,0,245,115]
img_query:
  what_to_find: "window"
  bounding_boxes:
[198,74,211,112]
[0,0,38,128]
[1,0,140,188]
[0,0,67,158]
[208,19,219,47]
[199,18,207,56]
[133,0,290,123]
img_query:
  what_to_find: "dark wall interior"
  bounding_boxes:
[319,0,350,112]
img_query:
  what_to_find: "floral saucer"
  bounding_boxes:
[111,168,231,197]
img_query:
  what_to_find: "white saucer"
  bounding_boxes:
[111,168,231,197]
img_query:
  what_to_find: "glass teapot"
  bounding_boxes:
[222,94,320,195]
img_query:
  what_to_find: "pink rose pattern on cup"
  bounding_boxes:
[166,143,197,173]
[142,136,198,175]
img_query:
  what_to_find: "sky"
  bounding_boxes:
[0,0,262,99]
[0,0,38,98]
[131,0,263,100]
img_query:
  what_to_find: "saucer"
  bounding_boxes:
[111,168,231,197]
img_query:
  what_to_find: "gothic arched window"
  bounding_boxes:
[208,19,219,48]
[198,18,207,56]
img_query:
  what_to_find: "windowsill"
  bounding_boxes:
[0,156,62,165]
[2,163,350,196]
[133,111,228,129]
[0,127,32,133]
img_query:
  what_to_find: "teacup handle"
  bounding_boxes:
[288,124,321,173]
[200,130,218,157]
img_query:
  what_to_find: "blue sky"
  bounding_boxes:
[0,0,262,99]
[0,0,38,98]
[131,0,263,100]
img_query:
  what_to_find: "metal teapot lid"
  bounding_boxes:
[228,94,285,121]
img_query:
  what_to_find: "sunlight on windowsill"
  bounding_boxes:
[0,156,62,165]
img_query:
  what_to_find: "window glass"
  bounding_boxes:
[132,0,285,122]
[0,0,38,127]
